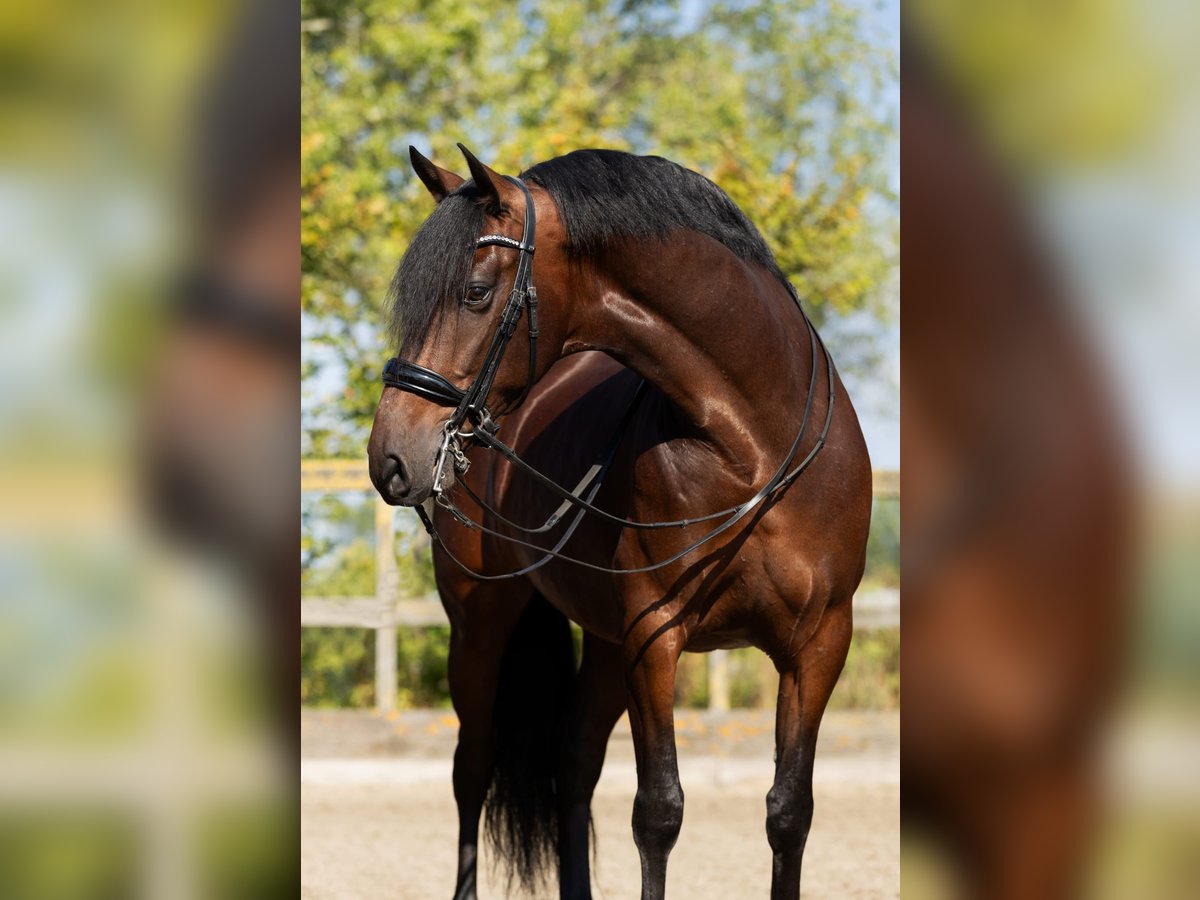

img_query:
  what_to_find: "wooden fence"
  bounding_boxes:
[302,460,899,712]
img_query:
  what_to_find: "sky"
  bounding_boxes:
[839,0,900,469]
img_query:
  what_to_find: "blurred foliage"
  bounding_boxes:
[0,548,150,741]
[1089,809,1200,900]
[301,627,375,708]
[301,626,453,709]
[394,626,452,709]
[1133,503,1200,702]
[675,653,713,708]
[196,801,295,900]
[302,536,373,598]
[829,626,900,709]
[905,0,1178,173]
[302,0,897,455]
[0,810,137,900]
[864,498,900,588]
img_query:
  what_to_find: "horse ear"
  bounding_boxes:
[457,143,506,215]
[409,146,464,203]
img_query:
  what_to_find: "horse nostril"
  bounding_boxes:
[385,454,410,498]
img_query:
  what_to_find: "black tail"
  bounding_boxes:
[484,592,577,893]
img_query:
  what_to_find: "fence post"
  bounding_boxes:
[375,497,398,713]
[708,649,731,712]
[375,624,396,713]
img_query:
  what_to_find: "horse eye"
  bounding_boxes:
[464,284,492,306]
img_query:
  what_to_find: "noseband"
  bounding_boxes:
[381,174,539,443]
[379,173,835,578]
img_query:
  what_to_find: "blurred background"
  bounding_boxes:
[903,0,1200,897]
[1,0,297,897]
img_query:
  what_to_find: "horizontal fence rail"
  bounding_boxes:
[302,459,899,711]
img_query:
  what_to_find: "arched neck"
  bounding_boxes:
[564,235,818,482]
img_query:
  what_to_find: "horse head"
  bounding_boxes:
[368,145,570,506]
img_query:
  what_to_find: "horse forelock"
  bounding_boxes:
[388,189,486,356]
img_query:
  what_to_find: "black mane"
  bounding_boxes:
[523,150,786,280]
[388,149,789,353]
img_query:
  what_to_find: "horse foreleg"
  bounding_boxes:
[767,599,853,900]
[623,626,685,900]
[557,633,626,900]
[446,598,527,900]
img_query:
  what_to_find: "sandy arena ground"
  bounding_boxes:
[301,709,899,899]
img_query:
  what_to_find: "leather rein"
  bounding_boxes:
[380,175,834,579]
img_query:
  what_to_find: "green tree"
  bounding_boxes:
[302,0,897,456]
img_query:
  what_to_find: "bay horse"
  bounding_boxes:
[367,145,872,899]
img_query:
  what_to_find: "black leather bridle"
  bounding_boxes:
[380,175,834,579]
